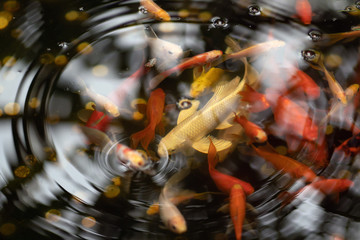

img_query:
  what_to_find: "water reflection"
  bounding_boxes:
[1,0,360,239]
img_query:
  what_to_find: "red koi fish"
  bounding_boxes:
[295,0,312,25]
[85,110,111,132]
[334,132,360,156]
[116,143,148,169]
[131,88,165,150]
[266,91,318,141]
[252,144,317,182]
[239,84,270,113]
[149,50,223,89]
[208,139,254,195]
[233,114,267,143]
[286,68,320,99]
[230,184,246,240]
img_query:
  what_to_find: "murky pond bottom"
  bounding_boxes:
[1,0,360,239]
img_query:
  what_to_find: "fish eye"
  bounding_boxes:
[308,30,322,42]
[171,224,177,231]
[356,2,360,10]
[248,5,261,16]
[168,50,173,55]
[344,6,353,11]
[177,98,193,110]
[301,49,317,62]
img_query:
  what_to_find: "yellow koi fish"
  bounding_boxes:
[190,67,226,98]
[157,74,246,157]
[302,49,347,104]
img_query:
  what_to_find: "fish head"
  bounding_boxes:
[157,134,184,158]
[167,215,187,234]
[254,130,268,143]
[149,38,183,69]
[122,150,148,169]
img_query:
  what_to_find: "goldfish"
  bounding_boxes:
[159,167,189,234]
[295,0,312,25]
[157,75,245,157]
[321,29,360,45]
[265,91,318,141]
[190,67,226,98]
[334,132,360,156]
[78,109,111,133]
[302,49,347,104]
[233,114,267,143]
[131,88,165,150]
[140,0,170,21]
[146,191,211,215]
[148,50,223,89]
[230,184,246,240]
[286,67,320,99]
[238,84,270,112]
[146,26,184,71]
[342,3,360,16]
[252,144,317,182]
[80,126,149,170]
[208,139,254,195]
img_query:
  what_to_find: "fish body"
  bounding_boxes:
[131,88,165,150]
[208,139,254,195]
[287,68,320,99]
[252,144,317,182]
[233,114,267,143]
[323,67,347,104]
[309,179,353,195]
[140,0,170,21]
[157,76,244,157]
[230,184,246,240]
[190,67,225,98]
[149,50,223,89]
[83,87,120,117]
[238,84,270,112]
[116,143,148,169]
[266,92,318,141]
[295,0,312,25]
[85,110,111,132]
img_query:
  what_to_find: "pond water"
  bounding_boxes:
[1,0,360,239]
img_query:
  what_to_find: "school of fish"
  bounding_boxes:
[75,0,360,239]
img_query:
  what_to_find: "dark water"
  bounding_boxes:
[1,0,360,239]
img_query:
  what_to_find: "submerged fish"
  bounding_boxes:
[131,88,165,150]
[230,184,246,240]
[238,84,270,113]
[149,50,223,89]
[190,67,226,98]
[295,0,312,24]
[140,0,170,21]
[157,75,245,157]
[233,114,267,143]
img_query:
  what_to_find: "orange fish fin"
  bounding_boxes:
[208,137,219,168]
[130,125,155,150]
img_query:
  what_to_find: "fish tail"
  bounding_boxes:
[149,72,170,90]
[146,202,160,215]
[207,138,219,168]
[130,124,155,150]
[238,83,255,100]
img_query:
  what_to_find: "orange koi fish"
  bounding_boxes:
[85,109,111,132]
[252,144,317,182]
[131,88,165,150]
[266,91,318,141]
[238,84,270,113]
[208,139,254,195]
[286,68,320,99]
[334,132,360,156]
[140,0,170,21]
[302,49,347,104]
[295,0,312,25]
[230,184,246,240]
[148,50,223,89]
[233,114,267,143]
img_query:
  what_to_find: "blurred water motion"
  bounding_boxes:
[1,0,360,239]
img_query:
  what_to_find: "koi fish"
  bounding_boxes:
[157,75,245,157]
[131,88,165,150]
[208,139,254,195]
[159,167,190,234]
[149,50,223,89]
[302,49,347,104]
[265,91,318,141]
[286,67,320,99]
[230,184,246,240]
[233,114,267,143]
[140,0,171,21]
[252,144,317,182]
[238,84,270,113]
[147,191,211,215]
[334,132,360,156]
[342,4,360,16]
[190,67,226,98]
[80,126,149,170]
[295,0,312,25]
[321,29,360,45]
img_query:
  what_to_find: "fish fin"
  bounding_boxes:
[245,61,260,88]
[79,126,112,149]
[204,76,241,108]
[163,167,191,192]
[216,113,235,130]
[77,109,94,123]
[217,203,230,213]
[192,136,232,153]
[177,100,200,124]
[193,66,204,79]
[148,73,168,90]
[225,35,242,52]
[130,125,155,150]
[146,202,160,215]
[144,26,159,38]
